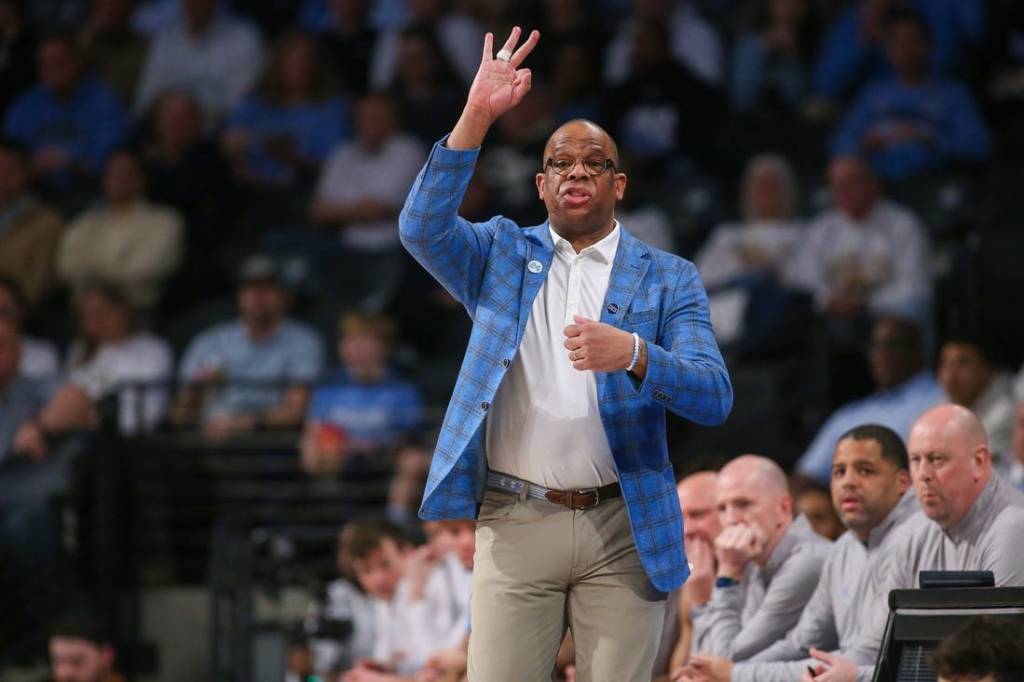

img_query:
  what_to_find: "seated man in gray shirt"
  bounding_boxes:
[680,424,920,682]
[801,404,1024,682]
[690,455,831,662]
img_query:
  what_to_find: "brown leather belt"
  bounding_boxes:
[486,471,621,510]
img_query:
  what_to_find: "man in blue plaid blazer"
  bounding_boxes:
[399,28,732,680]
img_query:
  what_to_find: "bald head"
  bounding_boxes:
[909,404,992,530]
[543,119,619,169]
[678,471,721,548]
[720,455,790,498]
[716,455,793,564]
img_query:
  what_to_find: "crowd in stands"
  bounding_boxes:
[1,0,1024,679]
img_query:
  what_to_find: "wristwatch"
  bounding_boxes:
[715,576,740,588]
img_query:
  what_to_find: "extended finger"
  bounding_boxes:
[500,26,522,57]
[482,32,493,61]
[510,29,540,67]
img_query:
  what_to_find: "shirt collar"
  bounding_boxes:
[549,221,620,265]
[867,490,919,550]
[946,474,1001,544]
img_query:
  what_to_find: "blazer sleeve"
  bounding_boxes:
[633,259,732,426]
[399,137,499,312]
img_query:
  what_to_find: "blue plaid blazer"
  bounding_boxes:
[399,139,733,592]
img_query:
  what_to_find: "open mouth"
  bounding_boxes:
[561,186,592,207]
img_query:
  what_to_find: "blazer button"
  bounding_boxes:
[481,401,490,411]
[501,358,510,368]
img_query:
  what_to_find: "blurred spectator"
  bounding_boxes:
[985,1,1024,142]
[135,0,265,121]
[0,316,51,463]
[312,93,425,308]
[0,138,64,306]
[222,31,349,188]
[731,0,817,114]
[320,0,378,96]
[57,147,184,310]
[14,283,172,453]
[548,41,603,125]
[531,0,609,88]
[343,518,471,677]
[369,0,483,90]
[938,337,1016,470]
[48,605,124,682]
[3,33,127,193]
[603,20,725,183]
[787,156,930,320]
[303,522,379,676]
[696,154,802,345]
[300,313,422,474]
[932,616,1024,682]
[814,0,986,104]
[0,277,59,380]
[1010,402,1024,493]
[661,471,723,674]
[796,316,945,485]
[832,9,991,182]
[690,455,830,661]
[174,254,324,441]
[0,0,37,116]
[604,0,724,87]
[388,25,464,147]
[794,482,845,540]
[139,91,231,259]
[79,0,148,105]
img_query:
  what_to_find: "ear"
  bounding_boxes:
[101,645,115,670]
[896,469,911,494]
[536,172,547,201]
[973,445,990,477]
[614,172,627,201]
[780,494,793,519]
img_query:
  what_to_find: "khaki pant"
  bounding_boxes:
[468,488,667,681]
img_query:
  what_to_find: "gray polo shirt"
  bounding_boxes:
[730,492,921,682]
[691,514,831,661]
[847,474,1024,679]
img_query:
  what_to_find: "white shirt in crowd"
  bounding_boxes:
[785,199,931,316]
[135,11,265,119]
[486,224,620,490]
[604,1,724,86]
[371,554,471,675]
[316,135,426,252]
[695,220,802,344]
[369,12,483,88]
[66,333,173,434]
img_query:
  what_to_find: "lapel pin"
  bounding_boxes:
[606,303,620,314]
[527,260,543,274]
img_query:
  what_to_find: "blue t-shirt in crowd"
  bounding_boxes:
[4,76,126,187]
[797,371,946,484]
[306,367,422,449]
[0,376,52,464]
[225,95,351,184]
[832,76,991,181]
[179,319,324,419]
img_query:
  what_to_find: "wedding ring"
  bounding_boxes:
[496,48,512,62]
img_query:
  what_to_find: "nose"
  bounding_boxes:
[566,159,588,179]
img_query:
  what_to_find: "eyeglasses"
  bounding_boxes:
[545,157,616,177]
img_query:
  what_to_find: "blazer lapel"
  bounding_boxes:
[600,227,651,329]
[516,224,555,347]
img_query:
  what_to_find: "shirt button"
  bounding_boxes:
[481,401,490,411]
[501,359,510,368]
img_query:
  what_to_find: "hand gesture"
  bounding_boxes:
[801,649,858,681]
[465,27,540,123]
[563,315,634,372]
[683,536,716,607]
[714,523,766,578]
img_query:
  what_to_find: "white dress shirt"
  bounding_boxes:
[486,223,620,489]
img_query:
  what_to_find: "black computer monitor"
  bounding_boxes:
[872,585,1024,682]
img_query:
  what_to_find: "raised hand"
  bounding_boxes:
[448,27,539,150]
